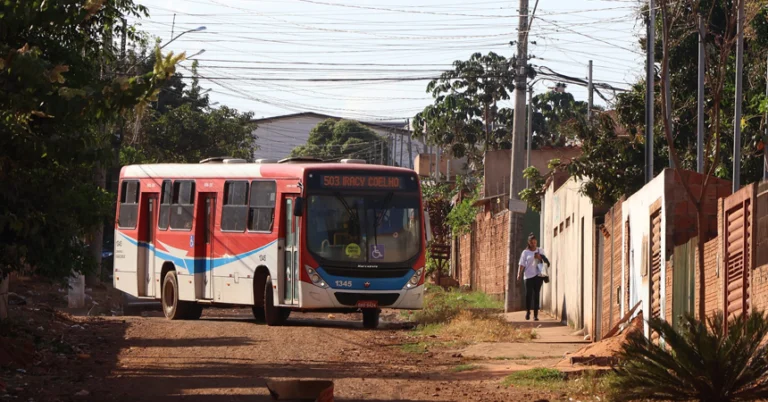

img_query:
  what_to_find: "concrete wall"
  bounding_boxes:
[542,177,595,335]
[251,115,423,168]
[413,154,468,179]
[483,147,582,197]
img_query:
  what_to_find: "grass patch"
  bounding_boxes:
[438,310,537,343]
[452,364,479,372]
[399,342,429,354]
[411,285,503,325]
[502,368,618,397]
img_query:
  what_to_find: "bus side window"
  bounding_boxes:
[248,181,276,232]
[222,181,249,232]
[170,180,195,231]
[118,180,140,229]
[158,180,172,230]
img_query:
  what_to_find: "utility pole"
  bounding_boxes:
[764,53,768,181]
[697,15,705,174]
[506,0,530,313]
[587,60,593,120]
[662,14,675,169]
[407,119,414,169]
[733,0,744,192]
[645,0,655,184]
[436,146,442,182]
[399,134,404,167]
[526,87,533,188]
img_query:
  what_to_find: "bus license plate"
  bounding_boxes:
[357,300,378,308]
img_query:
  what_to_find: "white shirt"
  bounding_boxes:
[519,248,545,280]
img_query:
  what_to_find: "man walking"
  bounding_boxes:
[516,233,548,321]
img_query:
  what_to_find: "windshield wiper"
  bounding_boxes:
[334,192,360,236]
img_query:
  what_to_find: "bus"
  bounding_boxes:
[113,157,427,328]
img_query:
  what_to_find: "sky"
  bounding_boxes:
[132,0,646,123]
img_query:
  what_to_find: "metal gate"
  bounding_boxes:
[723,185,755,328]
[649,207,662,342]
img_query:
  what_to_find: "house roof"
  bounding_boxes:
[250,112,409,134]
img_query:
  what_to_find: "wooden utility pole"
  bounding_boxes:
[505,0,530,313]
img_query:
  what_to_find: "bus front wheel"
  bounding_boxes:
[362,309,380,329]
[263,275,289,326]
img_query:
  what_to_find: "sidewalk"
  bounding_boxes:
[457,310,589,373]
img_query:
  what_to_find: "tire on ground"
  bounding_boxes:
[362,309,380,329]
[263,274,288,326]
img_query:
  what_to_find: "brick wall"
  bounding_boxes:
[665,259,673,323]
[600,200,624,338]
[456,210,510,298]
[670,171,732,246]
[695,237,721,316]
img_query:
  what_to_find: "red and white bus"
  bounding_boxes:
[113,157,426,328]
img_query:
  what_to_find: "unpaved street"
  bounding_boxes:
[68,309,554,402]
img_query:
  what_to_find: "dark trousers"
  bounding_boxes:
[525,277,543,316]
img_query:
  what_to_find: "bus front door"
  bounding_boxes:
[282,196,299,305]
[138,194,158,297]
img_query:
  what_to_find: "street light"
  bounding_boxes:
[187,49,206,60]
[125,26,206,74]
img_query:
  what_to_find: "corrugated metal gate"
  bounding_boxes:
[672,237,696,328]
[649,207,662,341]
[722,185,755,328]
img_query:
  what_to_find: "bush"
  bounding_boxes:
[611,311,768,402]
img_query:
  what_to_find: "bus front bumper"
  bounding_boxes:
[300,283,424,310]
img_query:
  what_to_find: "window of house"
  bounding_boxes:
[118,180,140,229]
[222,181,249,232]
[158,180,172,230]
[248,181,276,232]
[170,180,195,230]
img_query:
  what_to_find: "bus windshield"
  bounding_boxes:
[306,193,422,265]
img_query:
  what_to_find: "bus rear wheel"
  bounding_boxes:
[362,309,380,329]
[162,270,197,320]
[263,275,289,326]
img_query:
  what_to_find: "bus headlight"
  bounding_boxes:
[405,267,424,289]
[304,266,328,289]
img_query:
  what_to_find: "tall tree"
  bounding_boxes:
[291,119,390,164]
[0,0,182,307]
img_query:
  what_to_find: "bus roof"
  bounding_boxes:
[120,162,416,179]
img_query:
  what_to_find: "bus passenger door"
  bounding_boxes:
[203,194,216,300]
[138,194,158,297]
[282,196,299,305]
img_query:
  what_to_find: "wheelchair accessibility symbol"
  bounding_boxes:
[370,244,385,260]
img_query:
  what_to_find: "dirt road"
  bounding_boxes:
[38,309,553,402]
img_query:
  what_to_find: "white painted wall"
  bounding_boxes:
[251,115,423,168]
[622,170,671,337]
[542,177,595,336]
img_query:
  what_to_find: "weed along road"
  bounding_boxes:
[58,309,550,402]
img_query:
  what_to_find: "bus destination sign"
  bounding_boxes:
[320,175,403,190]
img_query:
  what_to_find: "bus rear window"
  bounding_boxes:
[170,180,195,230]
[118,180,140,229]
[222,181,249,232]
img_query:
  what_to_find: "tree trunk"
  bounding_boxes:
[0,274,9,321]
[86,164,107,286]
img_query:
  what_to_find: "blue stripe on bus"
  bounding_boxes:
[315,267,412,291]
[119,233,276,274]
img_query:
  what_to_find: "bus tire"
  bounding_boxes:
[362,309,380,329]
[252,306,266,322]
[185,303,203,320]
[263,275,287,326]
[162,270,189,320]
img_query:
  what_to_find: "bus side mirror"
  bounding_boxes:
[294,197,304,217]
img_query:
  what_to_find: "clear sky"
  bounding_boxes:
[133,0,645,122]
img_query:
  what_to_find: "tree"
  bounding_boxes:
[413,52,517,167]
[291,119,389,164]
[0,0,182,312]
[530,87,590,148]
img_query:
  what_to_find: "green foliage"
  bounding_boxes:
[531,88,591,148]
[413,52,517,165]
[446,186,478,236]
[411,285,502,325]
[0,0,180,280]
[611,312,768,402]
[453,364,479,372]
[291,119,388,164]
